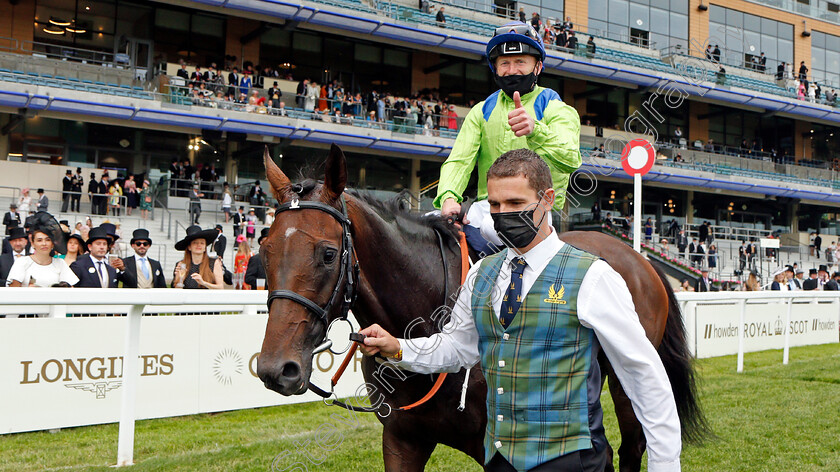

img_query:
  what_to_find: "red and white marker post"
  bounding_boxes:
[620,139,656,253]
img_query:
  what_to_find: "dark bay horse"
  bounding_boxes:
[257,144,707,472]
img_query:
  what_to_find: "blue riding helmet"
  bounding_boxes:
[486,21,546,72]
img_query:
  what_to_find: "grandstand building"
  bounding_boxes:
[2,0,840,252]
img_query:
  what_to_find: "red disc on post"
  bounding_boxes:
[620,139,656,176]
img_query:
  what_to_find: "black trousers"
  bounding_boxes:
[484,447,607,472]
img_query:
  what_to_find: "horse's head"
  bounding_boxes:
[257,144,352,395]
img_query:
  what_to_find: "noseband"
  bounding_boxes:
[265,195,360,347]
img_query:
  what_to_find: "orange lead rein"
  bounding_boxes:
[333,230,469,411]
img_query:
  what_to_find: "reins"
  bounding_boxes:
[318,230,469,414]
[266,191,469,414]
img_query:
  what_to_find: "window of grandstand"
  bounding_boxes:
[708,6,793,74]
[811,31,840,88]
[705,105,794,156]
[33,0,124,52]
[260,30,413,97]
[153,7,225,66]
[583,85,629,130]
[32,0,225,67]
[809,124,840,165]
[510,1,563,23]
[587,0,688,49]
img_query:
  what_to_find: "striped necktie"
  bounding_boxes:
[97,261,108,288]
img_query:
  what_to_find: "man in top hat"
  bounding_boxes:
[3,202,20,236]
[62,170,73,212]
[245,228,268,289]
[88,172,100,214]
[189,183,204,225]
[803,268,820,291]
[212,224,227,259]
[789,267,804,291]
[70,227,119,288]
[695,267,712,292]
[248,181,267,223]
[99,222,123,261]
[817,264,830,289]
[71,167,84,212]
[36,188,49,213]
[0,227,28,286]
[119,229,166,288]
[232,205,246,244]
[98,173,111,215]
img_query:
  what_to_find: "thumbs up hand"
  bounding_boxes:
[508,91,535,137]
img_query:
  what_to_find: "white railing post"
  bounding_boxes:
[737,298,746,373]
[48,304,66,318]
[116,304,144,467]
[783,296,793,365]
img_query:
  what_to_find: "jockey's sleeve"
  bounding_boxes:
[433,105,483,209]
[526,100,582,174]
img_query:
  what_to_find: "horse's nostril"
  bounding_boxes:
[280,361,300,380]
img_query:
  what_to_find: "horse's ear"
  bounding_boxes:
[264,146,290,201]
[323,143,347,202]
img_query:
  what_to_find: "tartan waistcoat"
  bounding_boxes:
[471,244,598,471]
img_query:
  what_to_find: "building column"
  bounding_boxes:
[790,201,799,233]
[688,0,710,59]
[688,101,708,145]
[795,120,813,162]
[226,17,262,69]
[409,158,421,210]
[564,0,588,31]
[0,114,9,160]
[411,51,440,94]
[225,141,239,185]
[686,190,694,224]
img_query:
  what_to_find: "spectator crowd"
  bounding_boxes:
[0,211,269,296]
[168,60,462,136]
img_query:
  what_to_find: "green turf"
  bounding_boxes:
[2,344,839,471]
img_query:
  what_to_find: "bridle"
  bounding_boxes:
[265,194,360,353]
[265,191,467,414]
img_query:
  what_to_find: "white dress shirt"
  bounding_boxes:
[396,230,682,471]
[91,255,109,287]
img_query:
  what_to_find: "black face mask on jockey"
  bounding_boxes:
[494,63,539,99]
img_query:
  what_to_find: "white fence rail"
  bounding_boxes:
[0,289,366,467]
[2,289,838,467]
[675,291,840,371]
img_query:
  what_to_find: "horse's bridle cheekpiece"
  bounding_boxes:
[265,195,360,354]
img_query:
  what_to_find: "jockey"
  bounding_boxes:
[436,21,582,252]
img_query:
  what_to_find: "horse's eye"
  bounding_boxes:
[323,248,338,264]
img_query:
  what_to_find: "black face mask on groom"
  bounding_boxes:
[491,205,547,249]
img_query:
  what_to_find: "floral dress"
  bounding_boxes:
[139,187,153,211]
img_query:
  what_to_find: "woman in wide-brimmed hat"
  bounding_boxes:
[7,212,78,287]
[60,234,86,266]
[172,225,224,289]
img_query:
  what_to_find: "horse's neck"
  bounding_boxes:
[348,200,457,335]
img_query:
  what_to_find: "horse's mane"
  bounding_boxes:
[288,178,459,242]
